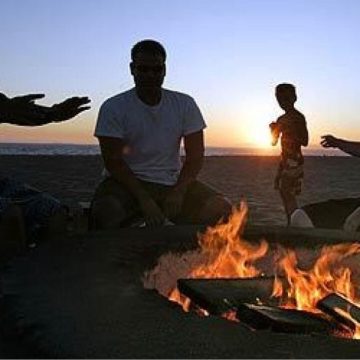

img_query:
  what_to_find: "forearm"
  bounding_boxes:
[173,156,203,193]
[0,95,49,126]
[299,128,309,146]
[1,116,49,127]
[337,139,360,157]
[105,158,151,203]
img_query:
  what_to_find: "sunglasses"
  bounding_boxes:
[134,65,165,74]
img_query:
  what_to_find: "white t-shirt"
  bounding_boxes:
[94,88,206,185]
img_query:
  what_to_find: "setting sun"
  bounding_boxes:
[246,119,273,148]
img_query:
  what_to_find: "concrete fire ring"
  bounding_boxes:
[2,225,360,358]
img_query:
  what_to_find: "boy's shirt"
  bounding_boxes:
[276,110,308,164]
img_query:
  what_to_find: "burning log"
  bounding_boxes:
[236,303,334,335]
[317,293,360,333]
[177,276,276,315]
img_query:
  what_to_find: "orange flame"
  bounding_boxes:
[189,202,268,279]
[143,202,268,312]
[143,202,360,339]
[166,203,268,309]
[272,244,360,312]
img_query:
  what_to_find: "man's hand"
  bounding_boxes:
[1,93,90,126]
[48,96,91,122]
[1,93,47,125]
[320,135,340,148]
[163,188,185,220]
[11,93,45,105]
[139,197,166,227]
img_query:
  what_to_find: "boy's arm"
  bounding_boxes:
[269,120,281,146]
[298,119,309,146]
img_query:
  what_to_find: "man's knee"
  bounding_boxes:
[198,195,232,225]
[90,196,128,230]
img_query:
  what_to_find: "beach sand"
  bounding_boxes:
[1,154,360,226]
[1,154,360,357]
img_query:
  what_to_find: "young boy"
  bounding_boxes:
[269,83,308,225]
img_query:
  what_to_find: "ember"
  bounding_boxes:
[143,202,360,339]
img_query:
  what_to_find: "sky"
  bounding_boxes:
[1,0,360,149]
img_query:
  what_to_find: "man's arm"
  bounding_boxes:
[0,93,47,125]
[163,130,204,219]
[175,130,204,192]
[0,93,90,126]
[321,135,360,157]
[98,136,165,226]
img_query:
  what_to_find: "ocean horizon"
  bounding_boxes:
[0,142,347,157]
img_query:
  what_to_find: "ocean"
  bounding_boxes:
[0,143,346,157]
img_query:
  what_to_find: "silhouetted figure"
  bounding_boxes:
[321,135,360,157]
[269,83,308,225]
[319,135,360,231]
[91,39,231,229]
[0,93,91,248]
[0,92,90,125]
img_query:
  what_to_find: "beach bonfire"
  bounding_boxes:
[143,202,360,339]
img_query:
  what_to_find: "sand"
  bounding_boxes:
[1,154,360,357]
[1,154,360,226]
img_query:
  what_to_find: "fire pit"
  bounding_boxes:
[2,208,360,358]
[144,204,360,340]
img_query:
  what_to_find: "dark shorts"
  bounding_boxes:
[277,159,304,195]
[0,177,63,240]
[91,177,226,225]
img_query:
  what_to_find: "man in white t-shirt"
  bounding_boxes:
[91,39,231,228]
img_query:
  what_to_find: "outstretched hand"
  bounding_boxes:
[48,96,91,122]
[1,93,47,125]
[320,135,339,148]
[1,93,91,126]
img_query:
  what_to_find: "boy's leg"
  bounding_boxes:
[279,189,298,225]
[274,163,282,190]
[279,166,303,225]
[174,181,232,225]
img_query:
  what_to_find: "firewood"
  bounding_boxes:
[177,277,276,315]
[236,303,334,334]
[317,293,360,331]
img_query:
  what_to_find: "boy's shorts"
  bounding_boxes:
[0,177,63,240]
[91,177,226,225]
[278,159,304,195]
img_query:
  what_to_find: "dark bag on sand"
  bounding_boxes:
[302,198,360,230]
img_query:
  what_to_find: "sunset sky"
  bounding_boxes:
[1,0,360,150]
